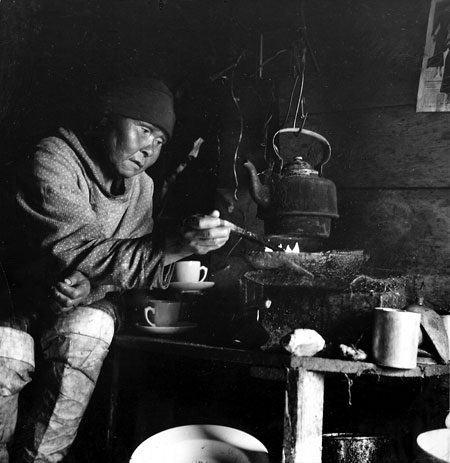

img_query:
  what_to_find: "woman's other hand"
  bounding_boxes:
[51,270,91,313]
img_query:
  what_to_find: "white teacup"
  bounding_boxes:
[143,300,181,327]
[174,261,208,283]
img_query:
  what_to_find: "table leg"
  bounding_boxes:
[282,368,325,463]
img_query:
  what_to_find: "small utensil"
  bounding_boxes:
[219,219,284,253]
[183,215,313,277]
[219,219,317,278]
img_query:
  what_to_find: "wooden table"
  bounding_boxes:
[106,332,449,463]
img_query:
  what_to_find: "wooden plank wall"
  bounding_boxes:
[275,0,450,306]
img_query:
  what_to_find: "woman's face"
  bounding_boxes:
[102,115,167,181]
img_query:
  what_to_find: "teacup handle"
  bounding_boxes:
[144,305,157,327]
[199,266,208,282]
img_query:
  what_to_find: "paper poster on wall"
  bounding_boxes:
[417,0,450,111]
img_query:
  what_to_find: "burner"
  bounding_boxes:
[239,266,408,352]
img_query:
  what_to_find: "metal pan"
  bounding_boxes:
[244,249,368,282]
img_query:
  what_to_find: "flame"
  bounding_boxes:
[285,242,300,253]
[264,242,300,253]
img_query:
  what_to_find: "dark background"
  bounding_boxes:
[0,1,449,462]
[2,0,450,299]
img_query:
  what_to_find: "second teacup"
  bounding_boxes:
[143,300,181,327]
[174,261,208,283]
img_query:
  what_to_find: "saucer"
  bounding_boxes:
[135,322,198,335]
[169,281,215,292]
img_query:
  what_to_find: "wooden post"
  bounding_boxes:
[283,368,325,463]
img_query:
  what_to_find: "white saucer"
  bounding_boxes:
[135,322,198,335]
[169,281,215,292]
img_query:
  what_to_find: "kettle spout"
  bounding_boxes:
[243,160,271,208]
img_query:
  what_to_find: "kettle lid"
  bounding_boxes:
[284,156,318,176]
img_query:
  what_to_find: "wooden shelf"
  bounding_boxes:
[113,333,290,368]
[291,355,450,378]
[114,333,449,378]
[110,333,449,463]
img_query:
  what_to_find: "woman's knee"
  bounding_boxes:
[0,327,34,395]
[40,307,115,368]
[44,306,115,344]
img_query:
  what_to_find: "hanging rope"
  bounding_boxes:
[283,0,320,130]
[230,51,246,201]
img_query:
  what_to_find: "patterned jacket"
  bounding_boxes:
[12,127,172,314]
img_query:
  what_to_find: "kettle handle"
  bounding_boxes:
[272,127,331,175]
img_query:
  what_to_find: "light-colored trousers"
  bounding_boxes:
[0,307,115,463]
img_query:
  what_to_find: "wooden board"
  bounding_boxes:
[279,0,430,113]
[278,106,450,189]
[291,356,450,378]
[214,187,450,281]
[113,334,450,379]
[284,369,324,463]
[329,188,450,274]
[113,333,290,368]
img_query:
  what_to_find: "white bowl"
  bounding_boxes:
[130,424,270,463]
[417,429,450,463]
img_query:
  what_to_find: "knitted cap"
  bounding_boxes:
[100,77,176,139]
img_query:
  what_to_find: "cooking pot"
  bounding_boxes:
[244,127,338,242]
[322,433,392,463]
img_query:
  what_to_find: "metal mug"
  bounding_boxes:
[372,307,421,369]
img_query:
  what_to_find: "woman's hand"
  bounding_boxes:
[163,210,231,264]
[51,270,91,313]
[180,210,230,255]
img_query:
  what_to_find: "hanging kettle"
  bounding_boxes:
[244,127,338,245]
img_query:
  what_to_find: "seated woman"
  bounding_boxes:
[1,76,230,463]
